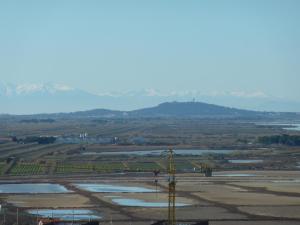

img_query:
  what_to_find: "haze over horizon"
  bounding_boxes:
[0,1,299,113]
[1,81,300,114]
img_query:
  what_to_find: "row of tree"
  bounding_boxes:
[258,134,300,146]
[19,118,55,123]
[12,136,56,144]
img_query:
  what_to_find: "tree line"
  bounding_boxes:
[258,134,300,146]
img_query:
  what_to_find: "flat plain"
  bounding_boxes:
[0,117,299,224]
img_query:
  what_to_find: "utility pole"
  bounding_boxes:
[3,207,5,225]
[72,208,74,225]
[16,208,19,225]
[168,149,176,225]
[153,169,160,199]
[36,209,39,225]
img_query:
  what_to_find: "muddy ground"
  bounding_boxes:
[0,171,300,225]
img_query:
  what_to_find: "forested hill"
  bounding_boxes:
[129,102,260,118]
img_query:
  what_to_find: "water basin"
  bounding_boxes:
[74,184,156,193]
[27,209,101,221]
[256,122,300,131]
[279,123,300,131]
[82,149,236,156]
[112,198,189,207]
[229,160,263,164]
[272,179,300,183]
[213,173,257,177]
[0,183,70,194]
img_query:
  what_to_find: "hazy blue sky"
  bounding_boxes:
[0,0,299,100]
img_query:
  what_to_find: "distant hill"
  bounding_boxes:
[129,101,259,118]
[4,101,300,120]
[67,108,124,118]
[129,102,300,119]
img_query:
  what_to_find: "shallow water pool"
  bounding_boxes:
[229,160,263,164]
[82,149,236,156]
[27,209,101,221]
[112,198,189,207]
[213,173,257,177]
[0,183,70,194]
[74,183,156,193]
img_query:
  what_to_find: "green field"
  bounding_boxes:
[55,163,94,173]
[93,162,125,172]
[10,163,46,176]
[174,160,196,171]
[55,162,126,173]
[128,162,162,171]
[54,160,200,174]
[0,162,5,174]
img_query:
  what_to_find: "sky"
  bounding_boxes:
[0,0,299,101]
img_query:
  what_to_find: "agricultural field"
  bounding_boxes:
[9,163,46,176]
[0,162,5,174]
[0,117,299,176]
[55,163,94,174]
[1,171,297,224]
[94,162,126,172]
[1,117,298,149]
[127,162,162,171]
[0,118,299,224]
[6,194,92,208]
[230,181,300,194]
[193,184,300,206]
[174,160,196,171]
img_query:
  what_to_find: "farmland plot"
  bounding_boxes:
[10,163,46,175]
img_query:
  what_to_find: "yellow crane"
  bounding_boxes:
[152,149,210,225]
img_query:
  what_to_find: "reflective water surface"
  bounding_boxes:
[74,183,156,193]
[256,122,300,131]
[213,173,257,177]
[82,149,236,156]
[112,198,189,207]
[0,183,70,193]
[27,209,101,221]
[229,160,263,164]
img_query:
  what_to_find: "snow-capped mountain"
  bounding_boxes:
[0,83,74,96]
[0,83,102,114]
[1,83,300,114]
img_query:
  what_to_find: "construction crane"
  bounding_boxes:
[168,149,176,225]
[152,149,210,225]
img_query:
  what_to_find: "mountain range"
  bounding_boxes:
[1,83,300,115]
